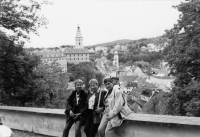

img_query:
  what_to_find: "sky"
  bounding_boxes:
[24,0,185,48]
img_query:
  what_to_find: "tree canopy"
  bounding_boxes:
[0,0,50,43]
[165,0,200,116]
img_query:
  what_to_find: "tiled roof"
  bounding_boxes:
[135,99,147,107]
[33,50,64,58]
[63,47,90,54]
[119,76,138,82]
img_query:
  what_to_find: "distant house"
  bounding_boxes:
[119,76,138,93]
[110,49,115,54]
[132,67,149,78]
[121,45,128,51]
[95,46,108,54]
[140,46,148,52]
[115,44,121,50]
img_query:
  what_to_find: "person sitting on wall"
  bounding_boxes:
[98,78,124,137]
[62,79,88,137]
[84,79,107,137]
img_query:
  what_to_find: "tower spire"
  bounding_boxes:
[75,24,83,48]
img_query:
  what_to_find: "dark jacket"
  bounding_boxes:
[87,89,107,116]
[65,89,88,119]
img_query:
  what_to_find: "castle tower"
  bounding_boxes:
[113,50,119,69]
[75,25,83,48]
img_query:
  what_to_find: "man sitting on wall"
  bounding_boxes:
[62,79,88,137]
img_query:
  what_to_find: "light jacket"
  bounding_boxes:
[106,85,124,127]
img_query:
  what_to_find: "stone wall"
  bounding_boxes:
[0,106,200,137]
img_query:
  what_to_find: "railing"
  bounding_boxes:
[0,106,200,137]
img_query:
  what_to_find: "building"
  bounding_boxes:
[121,45,128,51]
[33,50,68,72]
[33,25,90,69]
[75,25,83,48]
[113,50,119,69]
[63,48,90,64]
[115,44,121,50]
[62,25,90,64]
[94,46,108,54]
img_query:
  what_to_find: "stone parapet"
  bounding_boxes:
[0,106,200,137]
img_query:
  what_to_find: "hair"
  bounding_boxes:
[111,77,119,81]
[89,79,99,86]
[74,79,83,85]
[103,78,112,84]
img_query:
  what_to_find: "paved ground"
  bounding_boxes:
[12,130,53,137]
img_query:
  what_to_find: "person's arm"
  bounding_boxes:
[108,89,124,119]
[65,91,75,114]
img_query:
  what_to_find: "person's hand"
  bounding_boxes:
[73,113,81,120]
[69,110,75,117]
[107,113,111,121]
[105,107,110,113]
[95,107,103,113]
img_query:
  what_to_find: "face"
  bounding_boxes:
[112,79,119,85]
[90,83,98,93]
[75,82,83,91]
[105,82,114,91]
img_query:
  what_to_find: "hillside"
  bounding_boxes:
[85,35,169,48]
[85,39,133,48]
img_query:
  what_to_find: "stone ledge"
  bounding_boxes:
[126,114,200,126]
[0,106,65,115]
[1,106,200,126]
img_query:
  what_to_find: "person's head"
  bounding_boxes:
[111,77,119,85]
[104,78,113,91]
[74,79,83,91]
[89,79,99,93]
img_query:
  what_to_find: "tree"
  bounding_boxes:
[0,0,51,106]
[33,61,69,108]
[0,34,41,106]
[165,0,200,116]
[0,0,50,43]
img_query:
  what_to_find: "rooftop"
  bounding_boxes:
[63,47,90,54]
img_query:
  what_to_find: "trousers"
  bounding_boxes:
[62,118,82,137]
[98,113,119,137]
[84,109,100,137]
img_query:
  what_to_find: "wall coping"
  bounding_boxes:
[0,106,64,115]
[0,106,200,126]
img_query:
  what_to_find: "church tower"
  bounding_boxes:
[113,50,119,69]
[75,25,83,48]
